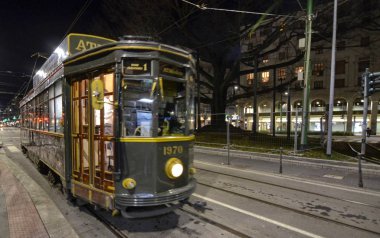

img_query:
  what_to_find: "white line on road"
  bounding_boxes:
[7,146,20,153]
[192,193,325,238]
[323,174,343,180]
[196,161,380,197]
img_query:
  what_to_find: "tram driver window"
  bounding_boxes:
[122,79,153,137]
[158,80,186,136]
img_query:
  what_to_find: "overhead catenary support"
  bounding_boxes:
[300,0,314,150]
[326,0,338,156]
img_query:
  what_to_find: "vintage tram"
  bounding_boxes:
[20,33,196,217]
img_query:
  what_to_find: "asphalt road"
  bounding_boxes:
[194,148,380,191]
[1,127,380,238]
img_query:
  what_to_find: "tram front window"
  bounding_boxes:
[122,78,153,137]
[121,78,187,137]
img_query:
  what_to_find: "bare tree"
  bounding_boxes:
[83,0,380,127]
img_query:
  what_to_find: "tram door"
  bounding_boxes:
[71,73,115,194]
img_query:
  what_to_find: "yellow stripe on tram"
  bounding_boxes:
[118,135,195,143]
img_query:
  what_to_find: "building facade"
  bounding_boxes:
[232,1,380,135]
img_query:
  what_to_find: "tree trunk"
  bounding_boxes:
[211,88,227,126]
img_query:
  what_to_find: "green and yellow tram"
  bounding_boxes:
[20,33,196,217]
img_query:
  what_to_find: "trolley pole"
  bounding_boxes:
[300,0,314,150]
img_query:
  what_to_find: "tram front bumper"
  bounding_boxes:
[115,179,196,207]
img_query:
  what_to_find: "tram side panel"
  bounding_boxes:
[22,131,65,181]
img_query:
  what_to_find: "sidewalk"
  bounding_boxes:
[0,149,78,238]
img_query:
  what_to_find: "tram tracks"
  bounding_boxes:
[194,167,380,236]
[85,205,129,238]
[179,205,251,238]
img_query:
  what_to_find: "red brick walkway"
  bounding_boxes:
[0,161,49,238]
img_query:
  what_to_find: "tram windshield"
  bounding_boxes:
[121,78,188,137]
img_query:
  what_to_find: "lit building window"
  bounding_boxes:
[277,68,286,81]
[294,66,303,76]
[261,71,270,83]
[313,63,324,76]
[262,55,269,64]
[245,106,253,114]
[247,73,254,85]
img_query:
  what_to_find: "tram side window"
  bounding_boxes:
[49,95,55,131]
[122,79,153,137]
[27,102,32,128]
[55,80,63,133]
[31,99,36,129]
[42,91,49,131]
[187,75,195,134]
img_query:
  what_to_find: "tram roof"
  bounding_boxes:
[20,34,195,107]
[63,39,194,68]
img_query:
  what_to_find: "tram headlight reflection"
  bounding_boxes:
[165,158,184,179]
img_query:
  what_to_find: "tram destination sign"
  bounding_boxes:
[159,63,185,78]
[123,60,151,76]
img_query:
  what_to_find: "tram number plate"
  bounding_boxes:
[163,146,183,155]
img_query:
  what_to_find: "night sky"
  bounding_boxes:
[0,0,92,111]
[0,0,323,112]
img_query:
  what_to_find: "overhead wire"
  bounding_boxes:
[61,0,93,41]
[296,0,305,11]
[178,0,299,50]
[180,0,296,18]
[4,1,93,112]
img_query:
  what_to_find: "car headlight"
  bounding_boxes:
[165,158,184,179]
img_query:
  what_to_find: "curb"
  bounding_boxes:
[195,146,380,176]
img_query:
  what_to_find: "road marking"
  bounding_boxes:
[196,161,380,197]
[323,174,343,180]
[192,193,325,238]
[7,146,20,153]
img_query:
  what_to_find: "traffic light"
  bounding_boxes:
[368,72,380,95]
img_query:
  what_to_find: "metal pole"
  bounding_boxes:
[320,116,324,144]
[253,56,259,134]
[272,68,276,137]
[326,0,338,156]
[196,51,201,130]
[358,153,363,187]
[361,69,369,156]
[294,110,298,154]
[287,85,291,140]
[300,0,314,150]
[280,91,283,132]
[279,147,283,174]
[227,116,231,165]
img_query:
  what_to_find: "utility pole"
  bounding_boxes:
[326,0,338,156]
[300,0,314,150]
[252,54,259,134]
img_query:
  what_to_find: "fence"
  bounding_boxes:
[195,111,324,152]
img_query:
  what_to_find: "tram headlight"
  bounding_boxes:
[165,158,184,179]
